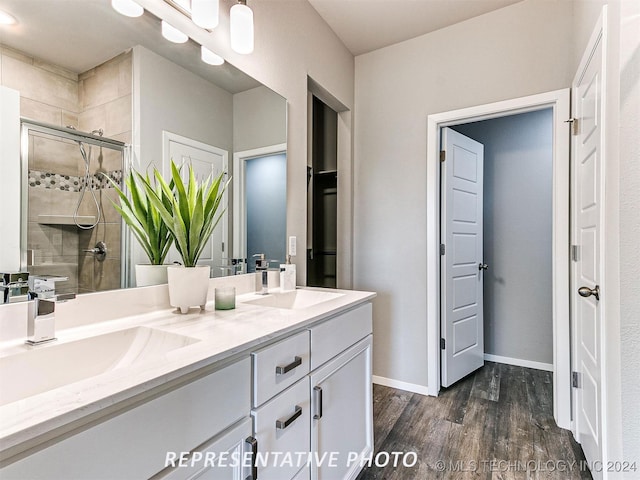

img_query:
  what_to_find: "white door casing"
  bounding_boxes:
[571,8,606,476]
[440,128,485,387]
[426,90,571,427]
[163,132,229,275]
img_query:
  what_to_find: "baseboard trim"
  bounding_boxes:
[484,353,553,372]
[372,375,430,396]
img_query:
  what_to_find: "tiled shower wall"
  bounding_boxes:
[0,45,131,294]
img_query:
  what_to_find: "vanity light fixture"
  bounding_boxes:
[201,46,224,66]
[161,20,188,43]
[230,0,254,54]
[192,0,219,30]
[0,8,17,25]
[111,0,144,18]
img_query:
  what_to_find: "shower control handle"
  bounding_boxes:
[84,242,107,262]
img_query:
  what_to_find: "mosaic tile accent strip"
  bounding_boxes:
[28,170,123,192]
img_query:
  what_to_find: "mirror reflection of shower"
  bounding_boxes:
[23,121,126,295]
[67,126,104,230]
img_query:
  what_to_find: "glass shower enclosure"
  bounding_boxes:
[21,121,127,295]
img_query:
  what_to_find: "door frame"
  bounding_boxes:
[232,143,287,261]
[426,89,571,429]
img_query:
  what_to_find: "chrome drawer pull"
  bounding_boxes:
[245,436,258,480]
[275,405,303,430]
[313,386,323,420]
[275,356,302,375]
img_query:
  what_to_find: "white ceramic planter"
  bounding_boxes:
[135,264,169,287]
[167,265,211,314]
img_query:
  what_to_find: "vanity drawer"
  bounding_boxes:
[253,330,310,407]
[252,378,311,480]
[310,303,372,370]
[0,358,251,480]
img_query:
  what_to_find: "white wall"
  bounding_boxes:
[353,0,574,388]
[0,86,21,272]
[134,45,233,167]
[233,86,286,153]
[135,0,354,284]
[618,0,640,466]
[453,109,554,365]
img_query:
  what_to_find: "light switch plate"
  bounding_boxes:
[288,236,297,257]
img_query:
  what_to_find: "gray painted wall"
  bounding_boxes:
[353,0,574,389]
[246,154,287,271]
[233,86,287,153]
[453,109,553,365]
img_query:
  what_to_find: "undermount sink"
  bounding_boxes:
[244,289,345,310]
[0,327,199,406]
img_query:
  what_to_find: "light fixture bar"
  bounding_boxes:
[161,20,188,43]
[111,0,144,18]
[230,0,254,54]
[192,0,219,29]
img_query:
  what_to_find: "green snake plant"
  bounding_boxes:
[143,160,229,268]
[108,170,175,265]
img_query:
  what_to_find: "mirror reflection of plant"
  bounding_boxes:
[144,160,229,268]
[108,171,174,265]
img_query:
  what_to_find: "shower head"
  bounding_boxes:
[92,129,104,137]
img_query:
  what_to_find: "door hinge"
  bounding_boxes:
[440,244,445,255]
[222,242,225,253]
[565,118,579,136]
[572,371,581,388]
[440,150,446,162]
[440,338,446,350]
[571,245,579,262]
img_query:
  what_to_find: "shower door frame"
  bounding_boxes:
[19,120,128,286]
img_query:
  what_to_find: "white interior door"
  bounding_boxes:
[571,9,606,476]
[441,127,485,387]
[164,132,228,275]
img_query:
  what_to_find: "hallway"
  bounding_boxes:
[359,362,591,479]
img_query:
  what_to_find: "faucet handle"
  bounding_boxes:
[253,253,267,269]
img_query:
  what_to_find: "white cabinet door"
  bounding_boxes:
[310,336,373,480]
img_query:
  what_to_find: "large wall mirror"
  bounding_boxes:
[0,0,287,298]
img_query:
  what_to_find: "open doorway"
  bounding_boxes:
[440,109,555,389]
[426,89,571,430]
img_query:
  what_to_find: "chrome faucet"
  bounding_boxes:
[26,290,75,346]
[253,253,270,295]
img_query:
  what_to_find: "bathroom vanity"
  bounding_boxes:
[0,281,374,480]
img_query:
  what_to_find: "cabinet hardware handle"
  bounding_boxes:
[313,386,323,420]
[245,436,258,480]
[275,405,302,430]
[276,356,302,375]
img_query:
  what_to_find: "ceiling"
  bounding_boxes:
[307,0,524,56]
[0,0,259,93]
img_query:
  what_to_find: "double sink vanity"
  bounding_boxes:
[0,277,375,480]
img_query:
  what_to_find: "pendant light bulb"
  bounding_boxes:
[192,0,219,29]
[230,0,254,55]
[161,20,188,43]
[111,0,143,18]
[201,46,224,66]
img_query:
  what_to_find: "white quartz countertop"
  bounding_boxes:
[0,287,375,459]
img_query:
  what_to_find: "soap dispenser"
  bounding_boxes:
[280,256,296,292]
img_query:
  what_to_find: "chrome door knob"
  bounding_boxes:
[478,263,489,271]
[578,285,600,301]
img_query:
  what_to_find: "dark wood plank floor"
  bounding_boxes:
[358,362,592,480]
